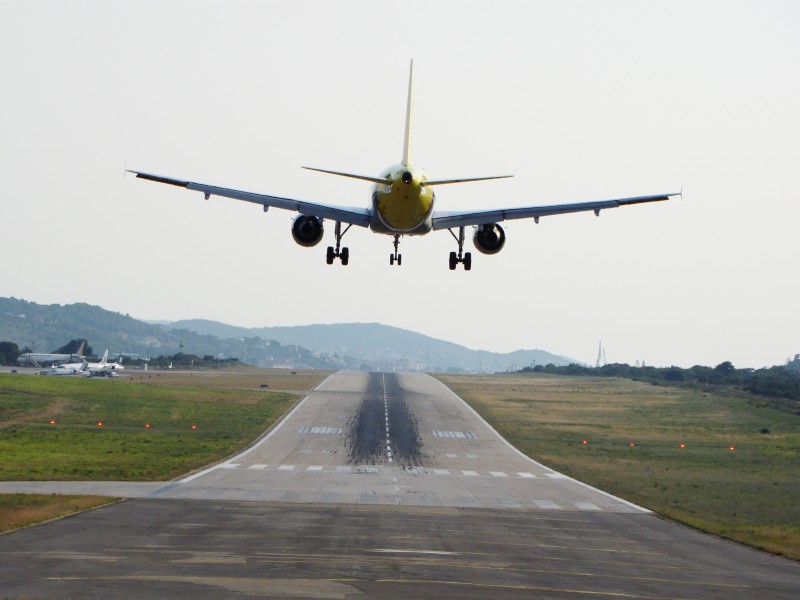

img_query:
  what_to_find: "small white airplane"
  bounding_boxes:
[39,361,87,376]
[129,61,679,270]
[83,350,125,377]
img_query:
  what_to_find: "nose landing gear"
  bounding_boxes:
[389,235,402,266]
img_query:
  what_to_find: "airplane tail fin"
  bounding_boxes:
[101,349,108,366]
[402,59,414,167]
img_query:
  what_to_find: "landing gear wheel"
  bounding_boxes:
[463,252,472,271]
[389,234,403,266]
[326,221,352,265]
[449,251,457,270]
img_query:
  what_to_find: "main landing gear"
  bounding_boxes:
[448,226,472,270]
[389,234,402,266]
[326,221,351,265]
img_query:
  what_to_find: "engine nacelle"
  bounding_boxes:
[291,215,324,247]
[472,223,506,255]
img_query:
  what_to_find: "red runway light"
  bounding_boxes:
[729,445,735,452]
[97,421,103,427]
[49,420,55,425]
[679,443,686,449]
[191,424,197,430]
[582,439,588,445]
[629,442,636,447]
[145,423,151,429]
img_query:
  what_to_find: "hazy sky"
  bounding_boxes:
[1,1,798,368]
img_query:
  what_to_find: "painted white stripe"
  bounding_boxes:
[277,465,295,471]
[533,500,560,509]
[466,454,478,458]
[372,549,460,556]
[306,465,323,471]
[433,469,450,475]
[461,470,479,477]
[574,502,601,511]
[490,471,508,477]
[220,463,239,469]
[249,464,268,470]
[445,453,457,458]
[547,473,568,479]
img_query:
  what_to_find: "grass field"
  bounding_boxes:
[0,369,327,481]
[0,494,115,534]
[436,372,800,560]
[0,368,328,532]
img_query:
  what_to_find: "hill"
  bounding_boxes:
[168,320,574,372]
[1,297,576,371]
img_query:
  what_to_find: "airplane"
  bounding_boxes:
[128,61,679,270]
[18,341,86,368]
[83,350,125,377]
[39,360,87,376]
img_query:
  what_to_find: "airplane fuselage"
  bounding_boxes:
[370,164,434,234]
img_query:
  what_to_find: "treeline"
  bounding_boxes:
[519,361,800,405]
[126,353,241,369]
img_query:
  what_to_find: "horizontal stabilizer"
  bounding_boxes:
[424,174,514,186]
[302,166,389,185]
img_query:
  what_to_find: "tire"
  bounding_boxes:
[390,254,395,265]
[449,251,457,270]
[326,247,335,265]
[464,252,472,271]
[397,254,402,266]
[341,247,349,265]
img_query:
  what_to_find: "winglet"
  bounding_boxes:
[402,59,414,167]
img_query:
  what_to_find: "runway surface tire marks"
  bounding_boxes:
[346,373,423,466]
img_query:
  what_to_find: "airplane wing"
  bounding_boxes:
[431,192,679,230]
[128,170,372,227]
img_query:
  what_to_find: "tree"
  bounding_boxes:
[0,341,21,365]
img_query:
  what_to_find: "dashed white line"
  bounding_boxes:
[518,472,536,478]
[277,465,295,471]
[490,471,508,477]
[573,502,601,511]
[461,470,479,477]
[249,464,268,470]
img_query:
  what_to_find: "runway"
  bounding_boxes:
[1,371,799,598]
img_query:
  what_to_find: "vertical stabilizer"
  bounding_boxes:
[402,60,414,166]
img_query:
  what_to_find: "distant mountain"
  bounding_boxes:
[0,297,577,372]
[0,298,333,369]
[168,319,575,372]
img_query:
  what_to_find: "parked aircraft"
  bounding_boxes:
[18,341,86,368]
[129,61,679,270]
[84,350,125,377]
[39,361,87,376]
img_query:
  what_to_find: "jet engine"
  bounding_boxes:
[472,223,506,255]
[291,215,324,247]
